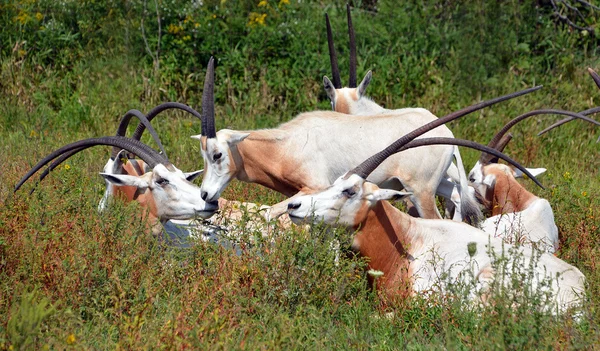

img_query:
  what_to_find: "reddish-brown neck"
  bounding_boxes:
[112,160,159,225]
[236,136,310,197]
[353,201,414,296]
[487,168,537,216]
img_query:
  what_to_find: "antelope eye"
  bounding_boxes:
[342,188,356,197]
[156,178,169,186]
[213,152,222,161]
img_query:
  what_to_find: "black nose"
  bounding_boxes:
[207,200,219,208]
[201,191,208,201]
[287,202,301,210]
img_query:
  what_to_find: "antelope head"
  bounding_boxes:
[323,5,382,115]
[14,136,217,223]
[467,108,600,214]
[288,172,409,226]
[193,57,250,203]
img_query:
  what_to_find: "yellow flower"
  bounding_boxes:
[582,191,588,197]
[194,22,200,28]
[66,333,76,344]
[258,0,268,7]
[64,164,71,170]
[35,12,43,21]
[14,11,30,25]
[248,12,267,26]
[167,24,183,34]
[279,0,289,5]
[183,35,191,41]
[29,130,37,137]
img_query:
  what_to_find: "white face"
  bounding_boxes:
[98,158,116,213]
[100,162,215,221]
[194,130,249,203]
[287,173,409,227]
[149,164,215,220]
[468,162,547,198]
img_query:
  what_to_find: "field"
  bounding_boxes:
[1,0,600,349]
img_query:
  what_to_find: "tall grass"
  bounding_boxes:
[1,0,599,348]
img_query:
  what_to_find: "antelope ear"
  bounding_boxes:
[514,167,546,179]
[100,173,149,189]
[369,189,412,202]
[224,131,250,145]
[110,149,129,174]
[357,70,372,97]
[323,76,337,104]
[185,169,204,182]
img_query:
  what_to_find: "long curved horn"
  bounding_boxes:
[399,137,544,189]
[537,69,600,136]
[482,109,600,163]
[15,136,169,192]
[325,13,342,89]
[588,67,600,89]
[537,107,600,135]
[349,85,542,178]
[131,102,203,141]
[480,133,513,164]
[112,109,168,160]
[347,4,357,88]
[203,57,217,138]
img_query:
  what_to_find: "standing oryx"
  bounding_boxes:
[195,57,542,222]
[322,5,475,222]
[286,131,586,314]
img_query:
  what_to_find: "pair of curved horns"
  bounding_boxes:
[326,4,357,89]
[349,85,542,180]
[14,136,170,193]
[38,102,204,190]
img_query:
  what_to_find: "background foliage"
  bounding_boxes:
[1,0,600,349]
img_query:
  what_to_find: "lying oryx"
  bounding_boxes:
[286,134,585,314]
[195,57,541,222]
[468,104,600,253]
[322,5,474,221]
[14,136,217,236]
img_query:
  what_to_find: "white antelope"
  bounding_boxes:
[14,136,217,236]
[468,106,600,253]
[286,133,586,314]
[195,57,541,222]
[322,5,475,221]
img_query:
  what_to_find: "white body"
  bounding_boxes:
[480,198,559,253]
[469,162,559,253]
[324,72,475,221]
[197,109,476,221]
[287,173,584,313]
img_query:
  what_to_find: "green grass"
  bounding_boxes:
[1,0,600,349]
